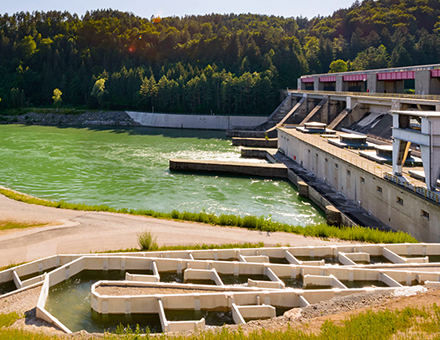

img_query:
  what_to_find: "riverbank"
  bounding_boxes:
[0,111,139,126]
[0,110,267,130]
[0,191,356,268]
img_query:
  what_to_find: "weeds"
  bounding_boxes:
[100,242,266,253]
[137,230,158,251]
[0,312,20,328]
[0,220,47,231]
[1,306,440,339]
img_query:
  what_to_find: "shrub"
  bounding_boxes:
[137,229,158,251]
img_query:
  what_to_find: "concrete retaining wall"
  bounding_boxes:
[278,129,440,242]
[126,112,267,130]
[23,245,440,334]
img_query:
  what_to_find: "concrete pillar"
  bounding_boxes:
[367,74,377,93]
[392,139,411,176]
[325,205,342,226]
[321,101,329,124]
[346,97,353,110]
[391,100,401,111]
[415,70,431,95]
[336,76,343,93]
[327,100,341,123]
[376,80,385,93]
[297,78,302,91]
[297,181,309,197]
[395,80,404,93]
[313,77,320,92]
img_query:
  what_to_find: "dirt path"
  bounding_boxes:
[0,194,352,267]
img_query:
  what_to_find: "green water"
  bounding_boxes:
[340,280,389,288]
[219,274,270,285]
[369,256,393,264]
[0,125,325,226]
[0,281,16,295]
[165,309,233,326]
[45,270,155,333]
[159,272,183,283]
[281,277,303,288]
[20,267,58,281]
[294,256,340,264]
[269,257,290,264]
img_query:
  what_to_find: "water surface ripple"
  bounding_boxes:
[0,125,325,226]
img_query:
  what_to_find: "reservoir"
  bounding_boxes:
[0,125,324,226]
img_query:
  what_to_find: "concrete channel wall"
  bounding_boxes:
[278,128,440,242]
[126,111,267,130]
[2,244,438,334]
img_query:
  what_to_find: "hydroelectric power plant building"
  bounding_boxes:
[225,64,440,243]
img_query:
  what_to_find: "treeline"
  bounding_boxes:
[0,0,440,114]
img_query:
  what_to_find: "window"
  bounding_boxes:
[396,197,403,206]
[360,177,365,184]
[325,158,328,162]
[308,149,310,153]
[347,170,351,176]
[335,163,339,169]
[422,210,430,220]
[377,186,383,194]
[316,153,319,158]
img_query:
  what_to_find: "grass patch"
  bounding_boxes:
[0,187,418,244]
[100,242,266,253]
[1,306,440,339]
[0,220,47,231]
[0,262,28,272]
[137,229,158,251]
[0,312,20,328]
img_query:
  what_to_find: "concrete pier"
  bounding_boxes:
[232,137,278,148]
[169,159,287,178]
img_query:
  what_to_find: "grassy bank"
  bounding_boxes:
[1,304,440,339]
[0,187,418,244]
[0,221,48,231]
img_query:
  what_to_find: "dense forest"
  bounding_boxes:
[1,0,440,115]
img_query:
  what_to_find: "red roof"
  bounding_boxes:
[377,71,415,80]
[431,69,440,78]
[319,75,336,82]
[301,77,315,83]
[343,74,367,82]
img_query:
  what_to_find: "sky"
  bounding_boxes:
[1,0,357,19]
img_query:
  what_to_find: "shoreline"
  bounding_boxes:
[0,185,418,249]
[0,188,355,267]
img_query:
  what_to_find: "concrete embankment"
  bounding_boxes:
[169,159,287,178]
[126,112,267,130]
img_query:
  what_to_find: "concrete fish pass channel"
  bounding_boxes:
[2,245,440,334]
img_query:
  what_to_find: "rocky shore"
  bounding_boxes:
[0,111,140,126]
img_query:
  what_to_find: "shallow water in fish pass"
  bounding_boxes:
[0,125,325,226]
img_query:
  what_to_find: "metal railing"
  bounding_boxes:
[384,173,440,205]
[288,90,440,102]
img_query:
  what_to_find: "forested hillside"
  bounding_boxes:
[1,0,440,114]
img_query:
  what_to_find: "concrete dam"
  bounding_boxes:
[222,64,440,242]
